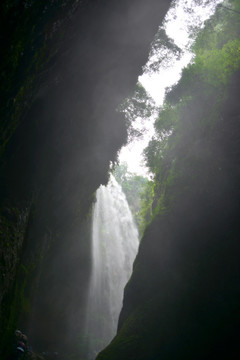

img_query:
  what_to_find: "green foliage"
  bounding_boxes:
[143,26,182,74]
[155,103,177,135]
[120,82,155,121]
[168,0,240,103]
[118,82,156,140]
[113,162,129,184]
[112,163,149,236]
[138,180,154,236]
[200,38,240,86]
[96,3,240,359]
[143,98,191,177]
[143,0,240,222]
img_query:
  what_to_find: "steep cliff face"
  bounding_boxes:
[97,71,240,359]
[0,0,172,357]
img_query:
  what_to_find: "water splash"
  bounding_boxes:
[85,174,139,359]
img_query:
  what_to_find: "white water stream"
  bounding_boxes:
[85,174,139,359]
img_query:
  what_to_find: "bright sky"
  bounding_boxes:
[118,0,224,177]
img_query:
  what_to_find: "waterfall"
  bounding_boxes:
[85,174,139,359]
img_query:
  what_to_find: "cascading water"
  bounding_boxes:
[85,174,139,359]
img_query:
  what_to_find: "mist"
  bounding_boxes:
[1,0,240,359]
[0,0,172,357]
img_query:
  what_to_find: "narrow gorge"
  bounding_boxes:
[1,1,240,360]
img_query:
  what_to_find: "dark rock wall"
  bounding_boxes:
[97,73,240,359]
[0,0,172,356]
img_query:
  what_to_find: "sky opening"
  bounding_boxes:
[118,0,224,177]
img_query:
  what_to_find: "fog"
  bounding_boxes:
[2,0,239,359]
[119,0,224,176]
[3,0,172,355]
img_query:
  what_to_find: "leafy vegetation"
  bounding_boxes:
[142,0,240,220]
[97,3,240,359]
[118,83,156,141]
[143,25,182,74]
[116,0,240,238]
[112,162,150,236]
